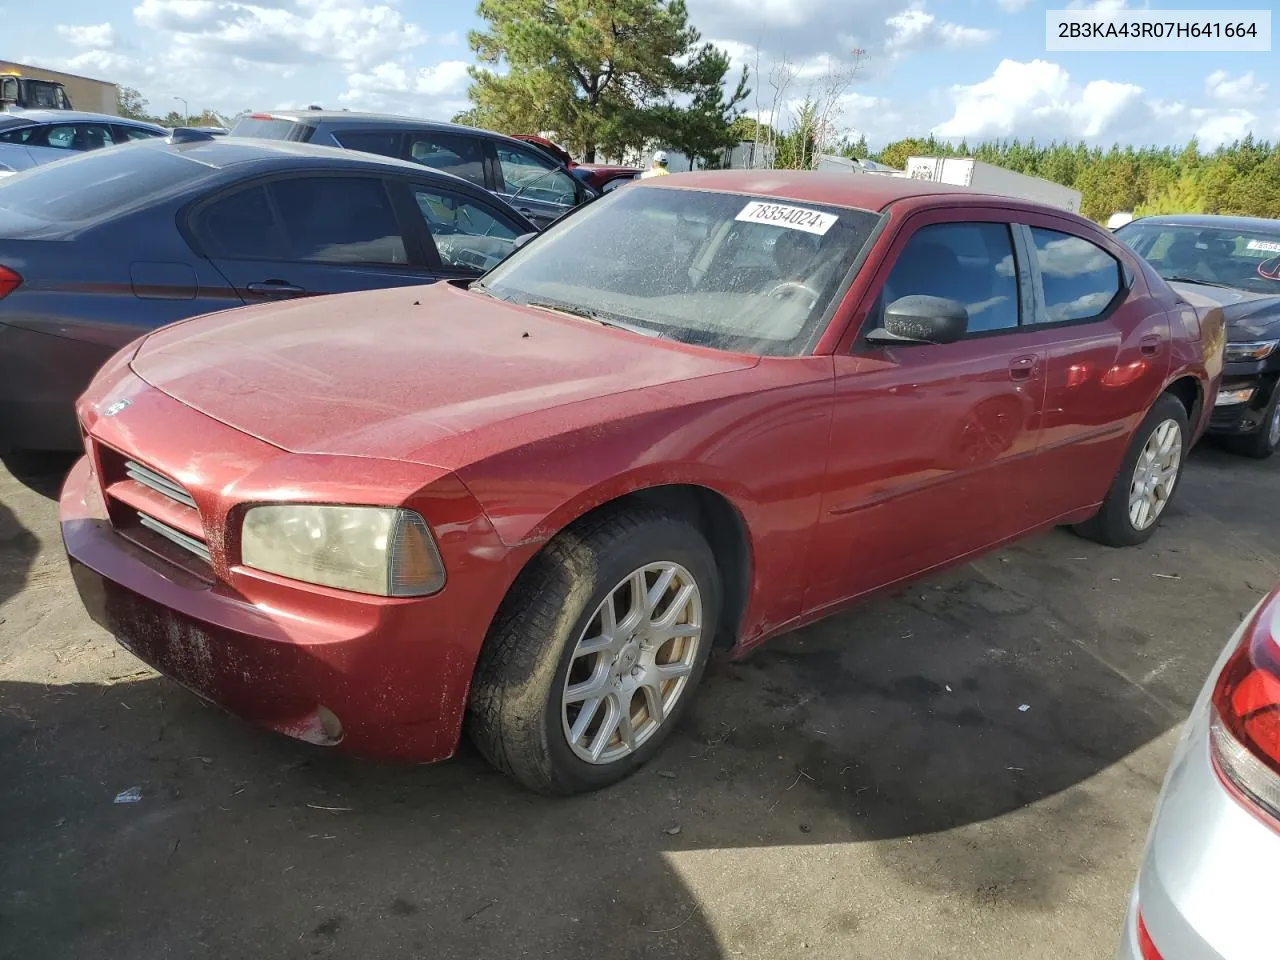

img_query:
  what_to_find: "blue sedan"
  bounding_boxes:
[0,131,538,450]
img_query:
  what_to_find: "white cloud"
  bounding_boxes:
[1206,70,1268,105]
[55,23,117,49]
[133,0,425,70]
[932,59,1266,149]
[885,3,995,57]
[340,59,471,119]
[996,0,1031,10]
[1066,0,1132,10]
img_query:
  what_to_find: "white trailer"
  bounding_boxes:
[905,156,1082,214]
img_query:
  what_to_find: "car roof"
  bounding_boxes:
[1125,213,1280,232]
[245,111,559,151]
[0,109,164,128]
[643,169,1074,215]
[127,134,481,177]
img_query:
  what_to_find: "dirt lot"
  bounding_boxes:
[2,444,1278,960]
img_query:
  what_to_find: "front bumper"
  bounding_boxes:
[61,446,510,762]
[1207,368,1277,437]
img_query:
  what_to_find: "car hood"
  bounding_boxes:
[1168,281,1280,340]
[130,282,757,466]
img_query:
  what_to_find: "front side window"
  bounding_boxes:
[880,222,1020,334]
[405,132,485,186]
[1030,228,1122,323]
[495,144,578,206]
[1116,221,1280,295]
[411,184,522,274]
[479,185,881,356]
[270,177,407,265]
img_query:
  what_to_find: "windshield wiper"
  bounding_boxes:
[1163,274,1236,289]
[522,299,663,338]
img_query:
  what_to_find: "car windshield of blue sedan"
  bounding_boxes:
[477,185,881,356]
[1116,222,1280,295]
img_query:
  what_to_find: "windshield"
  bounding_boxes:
[479,185,881,355]
[1116,221,1280,295]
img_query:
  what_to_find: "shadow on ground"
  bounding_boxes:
[0,443,1275,959]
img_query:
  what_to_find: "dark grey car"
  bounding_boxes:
[230,111,598,229]
[0,132,537,451]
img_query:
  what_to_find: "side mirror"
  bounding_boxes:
[867,295,968,346]
[512,232,537,250]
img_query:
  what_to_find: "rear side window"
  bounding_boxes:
[230,117,315,141]
[405,132,485,186]
[43,123,114,151]
[1029,228,1122,323]
[0,146,205,222]
[334,130,404,159]
[271,177,407,264]
[195,185,284,260]
[882,222,1021,334]
[117,125,164,143]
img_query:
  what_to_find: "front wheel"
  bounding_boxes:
[1073,392,1189,547]
[466,508,720,795]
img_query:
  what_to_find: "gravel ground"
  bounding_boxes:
[2,442,1278,960]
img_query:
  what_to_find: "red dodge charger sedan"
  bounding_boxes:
[61,172,1223,794]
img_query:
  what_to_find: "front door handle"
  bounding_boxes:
[245,280,305,296]
[1140,334,1164,357]
[1009,354,1039,382]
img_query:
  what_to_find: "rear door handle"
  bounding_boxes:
[1009,354,1039,381]
[245,280,305,297]
[1140,334,1164,357]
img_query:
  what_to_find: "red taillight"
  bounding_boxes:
[1210,591,1280,826]
[0,265,21,299]
[1137,912,1164,960]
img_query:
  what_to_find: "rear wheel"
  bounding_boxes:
[466,508,719,795]
[1224,384,1280,459]
[1074,392,1189,547]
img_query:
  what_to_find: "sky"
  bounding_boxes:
[6,0,1277,150]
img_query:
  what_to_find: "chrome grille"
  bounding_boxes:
[124,459,198,509]
[138,514,212,563]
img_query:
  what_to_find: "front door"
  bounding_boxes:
[492,142,583,229]
[189,174,437,302]
[803,213,1049,614]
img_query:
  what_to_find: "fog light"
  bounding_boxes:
[1216,386,1256,407]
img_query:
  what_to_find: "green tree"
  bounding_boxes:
[839,133,869,160]
[466,0,746,161]
[117,86,152,121]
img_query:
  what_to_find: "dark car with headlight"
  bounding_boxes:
[1117,214,1280,457]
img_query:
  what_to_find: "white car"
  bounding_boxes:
[1118,583,1280,958]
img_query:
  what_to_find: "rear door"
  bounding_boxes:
[491,141,585,229]
[1017,217,1170,521]
[187,173,438,302]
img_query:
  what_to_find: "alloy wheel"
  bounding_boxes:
[1128,418,1182,531]
[561,562,703,765]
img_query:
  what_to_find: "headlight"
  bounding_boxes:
[240,505,445,597]
[1225,340,1279,362]
[1216,386,1257,407]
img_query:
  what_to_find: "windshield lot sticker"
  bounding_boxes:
[735,201,838,236]
[1246,240,1280,253]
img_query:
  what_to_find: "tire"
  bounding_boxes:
[1073,392,1190,547]
[1224,384,1280,460]
[466,507,721,795]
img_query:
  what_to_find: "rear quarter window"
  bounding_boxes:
[230,117,315,141]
